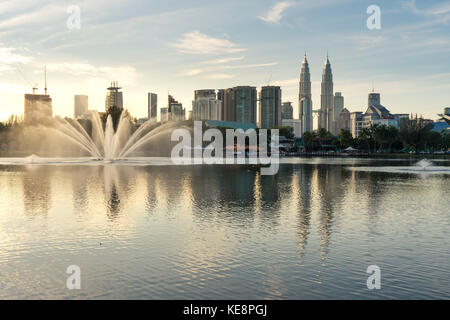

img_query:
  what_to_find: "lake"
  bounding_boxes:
[0,157,449,299]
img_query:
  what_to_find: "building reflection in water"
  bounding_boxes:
[22,166,52,217]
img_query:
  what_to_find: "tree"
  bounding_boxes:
[278,126,294,140]
[399,114,431,152]
[338,129,353,149]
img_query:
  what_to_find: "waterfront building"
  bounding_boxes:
[320,55,334,132]
[148,93,157,120]
[332,92,344,135]
[160,107,168,123]
[74,95,88,119]
[105,82,123,111]
[235,86,257,125]
[350,111,363,137]
[281,102,293,120]
[338,108,351,133]
[259,86,281,129]
[368,92,381,107]
[300,97,313,134]
[192,89,222,121]
[167,95,185,121]
[24,93,53,123]
[282,119,301,137]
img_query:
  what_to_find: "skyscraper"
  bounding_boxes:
[259,86,281,129]
[299,53,311,101]
[299,54,313,131]
[24,93,52,124]
[368,92,381,107]
[148,93,157,120]
[281,102,293,120]
[320,55,334,132]
[300,97,313,133]
[332,92,344,135]
[74,95,88,118]
[235,86,257,124]
[167,95,185,121]
[223,88,236,122]
[105,81,123,111]
[192,89,222,121]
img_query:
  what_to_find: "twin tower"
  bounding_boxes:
[299,54,338,134]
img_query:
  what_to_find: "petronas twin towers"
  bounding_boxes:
[299,53,335,134]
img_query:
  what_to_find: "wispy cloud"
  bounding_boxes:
[171,31,246,55]
[207,73,235,79]
[221,62,279,69]
[177,68,203,76]
[259,1,294,24]
[402,0,450,24]
[204,56,245,64]
[46,62,138,84]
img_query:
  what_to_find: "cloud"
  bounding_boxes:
[204,56,245,64]
[0,46,32,64]
[402,0,450,24]
[178,68,203,76]
[221,62,279,69]
[171,30,246,55]
[45,62,138,85]
[259,1,294,24]
[207,74,235,79]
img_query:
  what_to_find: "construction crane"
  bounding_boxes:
[16,67,38,94]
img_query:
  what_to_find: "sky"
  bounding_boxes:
[0,0,449,122]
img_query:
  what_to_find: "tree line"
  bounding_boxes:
[302,115,450,153]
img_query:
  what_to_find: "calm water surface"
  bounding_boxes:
[0,158,449,299]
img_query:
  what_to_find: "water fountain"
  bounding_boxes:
[0,110,190,166]
[416,159,432,171]
[347,158,450,175]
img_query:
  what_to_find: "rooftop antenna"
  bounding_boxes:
[372,81,374,93]
[44,66,47,95]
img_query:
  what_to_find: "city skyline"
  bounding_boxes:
[1,0,450,122]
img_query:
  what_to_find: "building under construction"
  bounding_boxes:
[23,67,53,124]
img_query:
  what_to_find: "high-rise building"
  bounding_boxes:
[368,92,381,107]
[282,119,302,137]
[235,86,257,124]
[320,55,334,132]
[192,89,222,121]
[74,95,88,118]
[281,102,293,120]
[148,93,157,120]
[350,112,363,137]
[332,92,344,135]
[105,81,123,111]
[167,95,185,121]
[259,86,281,129]
[300,97,313,133]
[299,54,313,132]
[223,88,236,122]
[217,89,225,120]
[24,93,53,123]
[160,107,168,123]
[337,108,350,133]
[299,53,312,101]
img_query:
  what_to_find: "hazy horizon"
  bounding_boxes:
[1,0,449,122]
